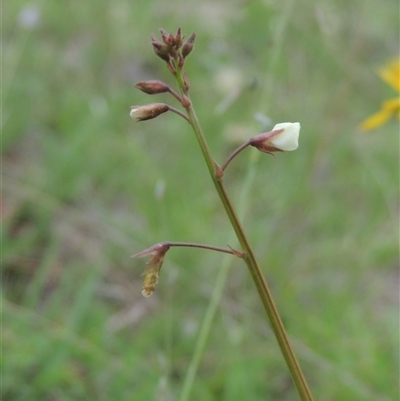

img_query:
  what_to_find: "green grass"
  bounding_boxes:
[3,0,399,400]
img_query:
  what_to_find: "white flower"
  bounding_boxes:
[249,122,300,154]
[269,122,300,151]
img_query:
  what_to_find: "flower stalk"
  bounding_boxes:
[131,28,314,401]
[133,241,244,297]
[133,241,244,259]
[181,88,313,401]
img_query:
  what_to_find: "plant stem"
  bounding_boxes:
[221,140,251,172]
[163,241,244,257]
[167,106,190,123]
[179,151,260,401]
[181,96,314,400]
[167,87,183,103]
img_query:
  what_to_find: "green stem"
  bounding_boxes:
[180,86,313,400]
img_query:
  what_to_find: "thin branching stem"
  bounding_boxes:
[175,68,314,401]
[163,241,244,257]
[167,87,183,103]
[168,105,190,122]
[221,140,251,172]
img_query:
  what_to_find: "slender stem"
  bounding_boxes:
[167,87,182,103]
[164,241,244,257]
[177,72,313,400]
[133,241,244,259]
[179,153,260,401]
[167,105,190,122]
[221,140,251,172]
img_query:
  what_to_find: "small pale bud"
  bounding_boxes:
[250,122,300,154]
[130,103,169,122]
[135,80,170,95]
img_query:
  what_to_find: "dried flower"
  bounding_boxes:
[130,103,169,122]
[250,122,300,154]
[133,243,170,297]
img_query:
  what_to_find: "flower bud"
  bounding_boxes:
[182,32,196,58]
[250,122,300,154]
[175,27,183,48]
[151,35,170,62]
[130,103,169,122]
[159,28,172,45]
[135,80,170,95]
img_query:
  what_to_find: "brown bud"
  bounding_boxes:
[175,27,183,48]
[130,103,169,122]
[158,28,174,47]
[182,32,196,58]
[151,35,170,62]
[135,80,170,95]
[159,28,171,45]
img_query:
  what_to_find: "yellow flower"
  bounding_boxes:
[360,58,400,130]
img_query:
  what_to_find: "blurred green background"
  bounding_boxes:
[3,0,399,400]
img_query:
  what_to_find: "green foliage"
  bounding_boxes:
[3,0,398,400]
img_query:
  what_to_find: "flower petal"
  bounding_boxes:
[360,108,393,131]
[269,122,300,151]
[378,58,400,92]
